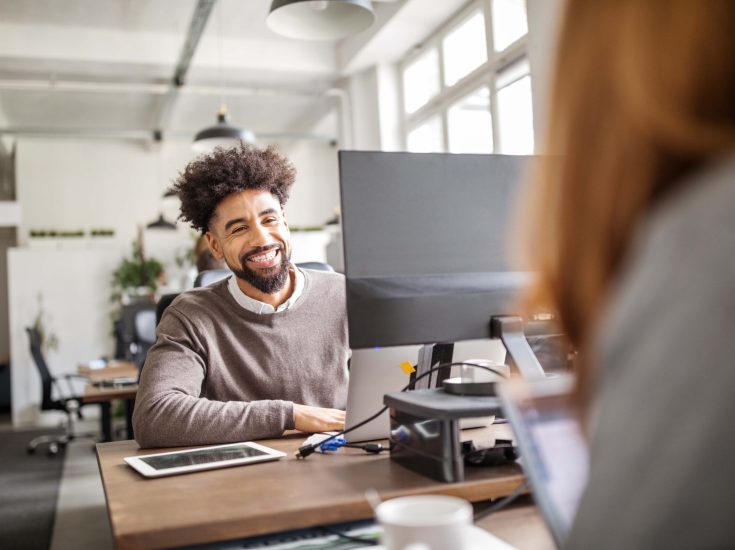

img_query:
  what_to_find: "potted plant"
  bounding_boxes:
[111,235,165,305]
[32,293,59,354]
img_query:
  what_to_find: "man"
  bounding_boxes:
[133,143,348,448]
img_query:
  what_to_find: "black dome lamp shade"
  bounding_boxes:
[267,0,375,41]
[192,105,256,153]
[146,213,177,230]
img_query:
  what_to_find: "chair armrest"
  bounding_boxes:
[61,373,89,396]
[63,373,89,380]
[63,373,90,381]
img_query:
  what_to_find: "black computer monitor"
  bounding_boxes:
[339,151,535,351]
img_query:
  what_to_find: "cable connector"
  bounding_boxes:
[295,444,317,459]
[320,437,348,452]
[360,443,384,454]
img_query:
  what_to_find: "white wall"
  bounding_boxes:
[346,67,382,151]
[16,138,192,248]
[341,64,403,152]
[279,140,340,228]
[16,137,337,244]
[9,246,125,426]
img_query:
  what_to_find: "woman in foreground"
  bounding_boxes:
[522,1,735,548]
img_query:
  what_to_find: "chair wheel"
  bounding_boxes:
[47,442,59,456]
[27,446,36,455]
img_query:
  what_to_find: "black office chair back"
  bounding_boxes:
[194,269,232,287]
[117,302,157,369]
[193,264,333,291]
[156,293,179,326]
[295,261,334,272]
[26,327,59,411]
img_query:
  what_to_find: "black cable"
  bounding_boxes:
[295,362,509,459]
[318,524,379,546]
[472,480,530,522]
[343,443,385,454]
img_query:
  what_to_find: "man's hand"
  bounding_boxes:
[293,404,345,433]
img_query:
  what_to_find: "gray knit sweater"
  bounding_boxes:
[133,269,349,448]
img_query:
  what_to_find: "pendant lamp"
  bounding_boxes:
[192,105,255,153]
[192,1,255,153]
[146,213,177,230]
[267,0,375,41]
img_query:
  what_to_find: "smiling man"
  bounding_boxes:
[133,143,349,448]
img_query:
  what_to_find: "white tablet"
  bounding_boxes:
[124,441,287,478]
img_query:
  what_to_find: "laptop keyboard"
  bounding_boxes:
[187,519,381,549]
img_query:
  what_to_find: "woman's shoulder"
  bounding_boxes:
[643,155,735,251]
[597,155,735,382]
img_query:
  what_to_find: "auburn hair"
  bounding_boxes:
[521,0,735,404]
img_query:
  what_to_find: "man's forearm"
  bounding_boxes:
[133,391,295,448]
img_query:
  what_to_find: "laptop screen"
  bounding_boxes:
[499,377,589,546]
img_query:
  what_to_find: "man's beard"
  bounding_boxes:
[230,243,291,294]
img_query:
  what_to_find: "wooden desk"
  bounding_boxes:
[476,495,554,550]
[81,362,139,441]
[97,426,552,549]
[80,361,138,383]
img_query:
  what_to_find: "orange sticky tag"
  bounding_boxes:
[400,361,416,374]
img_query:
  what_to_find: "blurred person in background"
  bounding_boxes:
[522,1,735,548]
[194,234,227,273]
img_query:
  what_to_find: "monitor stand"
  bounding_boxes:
[386,317,555,482]
[410,343,454,390]
[490,315,547,380]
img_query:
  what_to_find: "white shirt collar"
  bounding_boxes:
[227,265,305,315]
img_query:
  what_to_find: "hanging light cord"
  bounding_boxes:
[217,0,225,115]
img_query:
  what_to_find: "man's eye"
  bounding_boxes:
[264,217,278,224]
[231,226,246,234]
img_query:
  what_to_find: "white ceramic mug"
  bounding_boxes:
[375,495,473,550]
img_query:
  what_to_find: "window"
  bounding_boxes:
[491,0,528,52]
[400,0,534,155]
[496,59,534,154]
[403,48,440,114]
[443,11,487,87]
[448,87,493,154]
[407,116,444,153]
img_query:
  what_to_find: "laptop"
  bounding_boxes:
[497,374,589,548]
[344,345,421,443]
[344,340,506,443]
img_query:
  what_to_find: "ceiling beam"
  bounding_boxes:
[0,78,324,99]
[0,126,335,144]
[155,0,217,136]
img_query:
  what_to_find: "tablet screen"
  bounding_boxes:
[140,443,271,471]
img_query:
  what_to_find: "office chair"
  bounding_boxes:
[295,261,334,272]
[193,263,333,290]
[25,327,98,456]
[156,293,179,326]
[117,303,156,369]
[194,268,232,287]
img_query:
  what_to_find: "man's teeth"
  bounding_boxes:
[248,249,278,263]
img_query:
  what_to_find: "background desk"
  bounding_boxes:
[97,426,553,549]
[81,362,138,441]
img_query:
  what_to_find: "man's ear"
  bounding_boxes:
[205,232,224,260]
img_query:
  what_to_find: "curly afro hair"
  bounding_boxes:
[171,142,296,233]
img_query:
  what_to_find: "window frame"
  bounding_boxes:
[399,0,531,154]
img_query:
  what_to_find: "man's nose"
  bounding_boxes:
[250,224,275,247]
